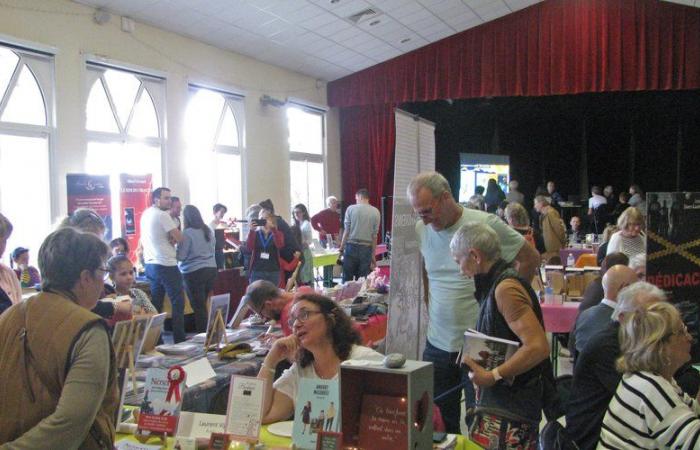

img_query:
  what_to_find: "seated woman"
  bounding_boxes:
[606,206,646,259]
[0,227,118,447]
[450,222,549,449]
[106,255,157,316]
[11,247,41,287]
[599,302,700,449]
[258,293,382,423]
[247,209,285,286]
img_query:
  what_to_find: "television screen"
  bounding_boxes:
[459,153,510,203]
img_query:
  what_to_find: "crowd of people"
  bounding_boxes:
[2,171,699,449]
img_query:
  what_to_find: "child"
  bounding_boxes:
[11,247,41,288]
[110,237,129,258]
[107,255,157,315]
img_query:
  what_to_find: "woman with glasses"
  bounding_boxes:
[0,227,119,448]
[257,293,382,424]
[598,302,700,449]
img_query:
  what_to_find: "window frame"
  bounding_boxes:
[0,39,56,223]
[287,102,328,213]
[83,56,167,185]
[186,82,247,218]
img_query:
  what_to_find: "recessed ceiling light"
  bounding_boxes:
[330,0,340,3]
[369,19,381,26]
[400,38,411,43]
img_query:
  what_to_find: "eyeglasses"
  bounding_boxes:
[95,266,109,273]
[288,309,323,328]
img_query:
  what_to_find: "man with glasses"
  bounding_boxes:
[407,171,540,434]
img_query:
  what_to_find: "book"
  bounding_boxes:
[292,378,340,450]
[461,329,519,383]
[137,367,185,435]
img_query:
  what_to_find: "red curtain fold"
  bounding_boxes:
[330,0,700,212]
[328,0,700,107]
[340,104,396,212]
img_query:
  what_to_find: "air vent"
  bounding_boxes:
[347,8,380,24]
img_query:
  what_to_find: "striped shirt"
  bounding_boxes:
[598,371,700,449]
[606,231,646,259]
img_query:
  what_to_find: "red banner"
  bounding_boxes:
[119,174,152,263]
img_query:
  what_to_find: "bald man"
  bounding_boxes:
[571,264,638,360]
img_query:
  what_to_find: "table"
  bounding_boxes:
[559,247,593,266]
[118,426,480,449]
[312,251,339,287]
[541,301,580,375]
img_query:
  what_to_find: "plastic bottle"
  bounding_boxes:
[567,253,575,267]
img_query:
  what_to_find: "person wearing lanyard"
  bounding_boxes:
[246,210,285,287]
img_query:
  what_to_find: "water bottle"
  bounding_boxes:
[567,253,575,267]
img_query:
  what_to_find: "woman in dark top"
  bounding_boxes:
[247,210,285,287]
[484,179,506,213]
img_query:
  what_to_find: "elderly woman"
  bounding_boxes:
[0,213,22,312]
[450,222,549,448]
[505,202,546,254]
[598,302,700,449]
[606,206,646,259]
[258,293,382,423]
[0,227,118,447]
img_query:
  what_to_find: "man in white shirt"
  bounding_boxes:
[505,179,525,205]
[141,187,185,342]
[587,185,607,215]
[407,171,540,434]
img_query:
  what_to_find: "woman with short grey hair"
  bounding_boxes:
[0,227,119,448]
[599,302,700,449]
[450,221,549,449]
[0,213,22,309]
[504,203,546,254]
[59,208,106,237]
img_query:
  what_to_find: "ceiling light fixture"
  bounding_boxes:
[330,0,341,3]
[369,19,381,26]
[400,38,411,43]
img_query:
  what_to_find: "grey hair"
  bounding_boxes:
[534,195,550,206]
[59,208,105,236]
[450,222,501,262]
[0,213,12,239]
[467,195,485,210]
[326,196,338,207]
[407,171,452,199]
[616,302,682,375]
[612,281,667,322]
[245,204,263,223]
[628,253,646,271]
[505,203,530,227]
[39,227,110,292]
[244,280,281,312]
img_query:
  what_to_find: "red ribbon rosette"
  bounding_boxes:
[165,366,185,403]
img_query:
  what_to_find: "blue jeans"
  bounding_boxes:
[423,340,475,434]
[145,264,186,343]
[342,243,372,282]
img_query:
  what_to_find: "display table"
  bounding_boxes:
[117,426,479,449]
[559,247,593,266]
[541,301,580,375]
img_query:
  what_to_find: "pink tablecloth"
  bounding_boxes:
[541,302,580,333]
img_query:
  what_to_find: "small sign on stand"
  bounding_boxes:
[205,294,231,351]
[136,366,186,446]
[225,375,265,447]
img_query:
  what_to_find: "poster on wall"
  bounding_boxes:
[119,174,152,263]
[66,174,112,239]
[646,192,700,362]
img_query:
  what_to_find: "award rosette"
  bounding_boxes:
[137,366,186,434]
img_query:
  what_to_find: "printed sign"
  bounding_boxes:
[225,375,265,441]
[119,174,152,263]
[66,173,112,239]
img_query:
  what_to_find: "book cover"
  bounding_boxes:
[137,367,185,434]
[357,394,408,449]
[292,378,340,450]
[462,330,519,383]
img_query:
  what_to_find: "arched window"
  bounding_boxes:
[185,85,245,220]
[287,104,326,217]
[84,62,165,237]
[0,44,54,261]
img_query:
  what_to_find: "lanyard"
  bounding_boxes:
[257,230,274,250]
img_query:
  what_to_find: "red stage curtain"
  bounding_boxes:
[328,0,700,107]
[328,0,700,207]
[340,104,395,212]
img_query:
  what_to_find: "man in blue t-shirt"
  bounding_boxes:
[407,172,540,434]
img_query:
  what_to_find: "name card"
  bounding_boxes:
[225,375,265,442]
[176,412,226,439]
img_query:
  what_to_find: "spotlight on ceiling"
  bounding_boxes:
[400,38,411,43]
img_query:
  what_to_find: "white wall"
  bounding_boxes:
[0,0,342,222]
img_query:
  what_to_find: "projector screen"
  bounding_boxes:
[459,153,510,203]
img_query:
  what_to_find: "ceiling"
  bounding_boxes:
[74,0,545,81]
